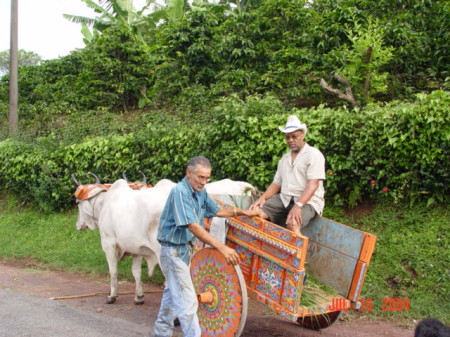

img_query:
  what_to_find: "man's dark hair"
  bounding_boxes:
[187,156,211,173]
[415,318,450,337]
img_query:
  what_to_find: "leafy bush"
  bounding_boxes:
[0,91,448,211]
[1,0,448,117]
[77,24,154,110]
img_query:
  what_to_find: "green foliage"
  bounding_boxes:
[335,18,394,101]
[323,203,449,323]
[0,139,69,212]
[63,0,160,40]
[0,49,42,74]
[314,91,450,207]
[355,0,450,85]
[208,95,289,185]
[78,24,154,110]
[1,91,447,211]
[147,8,226,105]
[0,51,86,119]
[254,0,321,101]
[1,26,154,114]
[1,0,448,115]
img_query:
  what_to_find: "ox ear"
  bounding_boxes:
[88,172,101,184]
[122,171,128,182]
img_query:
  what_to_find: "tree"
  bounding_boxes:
[0,49,42,74]
[320,18,394,107]
[311,0,449,97]
[165,0,188,21]
[222,0,263,13]
[63,0,160,43]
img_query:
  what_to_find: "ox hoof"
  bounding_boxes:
[134,296,145,305]
[106,296,117,304]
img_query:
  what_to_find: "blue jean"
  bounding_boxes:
[153,246,201,337]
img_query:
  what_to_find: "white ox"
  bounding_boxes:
[74,178,176,304]
[74,177,257,305]
[205,179,259,244]
[205,178,256,197]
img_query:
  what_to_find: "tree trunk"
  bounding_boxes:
[320,73,361,108]
[363,46,373,101]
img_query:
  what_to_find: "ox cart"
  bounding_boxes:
[191,196,377,336]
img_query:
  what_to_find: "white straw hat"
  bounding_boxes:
[278,115,307,135]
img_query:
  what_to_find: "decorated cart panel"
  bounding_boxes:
[192,197,377,335]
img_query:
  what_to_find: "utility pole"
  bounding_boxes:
[9,0,19,135]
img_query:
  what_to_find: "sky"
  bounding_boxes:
[0,0,149,61]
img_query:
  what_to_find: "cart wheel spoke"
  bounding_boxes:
[191,247,248,337]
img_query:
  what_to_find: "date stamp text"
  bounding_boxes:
[328,298,410,311]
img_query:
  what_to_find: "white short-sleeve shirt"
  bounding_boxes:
[273,143,325,215]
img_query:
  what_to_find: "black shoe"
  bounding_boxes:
[174,318,180,326]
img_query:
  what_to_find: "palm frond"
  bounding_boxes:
[63,14,98,27]
[93,21,114,31]
[117,0,135,13]
[136,0,158,16]
[81,0,109,14]
[81,23,94,44]
[166,0,188,21]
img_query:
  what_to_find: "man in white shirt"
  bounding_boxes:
[250,115,326,235]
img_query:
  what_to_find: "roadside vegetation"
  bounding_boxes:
[0,0,448,328]
[0,195,448,324]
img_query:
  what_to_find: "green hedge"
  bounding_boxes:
[0,91,448,211]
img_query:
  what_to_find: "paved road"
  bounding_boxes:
[0,289,151,337]
[0,263,417,337]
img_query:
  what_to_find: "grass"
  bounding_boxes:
[0,194,164,284]
[0,195,448,324]
[323,202,449,324]
[300,273,341,308]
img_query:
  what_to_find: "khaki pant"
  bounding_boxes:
[262,194,317,229]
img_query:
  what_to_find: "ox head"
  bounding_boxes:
[122,171,152,190]
[72,173,107,231]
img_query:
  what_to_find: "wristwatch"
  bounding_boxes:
[295,201,304,208]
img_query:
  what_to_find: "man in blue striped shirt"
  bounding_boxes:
[153,156,260,337]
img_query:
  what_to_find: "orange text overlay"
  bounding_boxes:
[328,298,410,312]
[360,298,411,312]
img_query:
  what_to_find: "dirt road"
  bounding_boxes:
[0,260,416,337]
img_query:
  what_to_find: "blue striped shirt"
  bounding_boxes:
[157,177,220,247]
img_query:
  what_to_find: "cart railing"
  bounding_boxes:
[205,197,376,323]
[210,199,308,321]
[302,217,376,307]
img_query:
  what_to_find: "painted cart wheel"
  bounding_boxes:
[190,247,248,337]
[297,310,343,330]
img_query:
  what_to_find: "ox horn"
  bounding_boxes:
[88,172,101,184]
[122,171,128,182]
[71,173,80,187]
[140,171,147,184]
